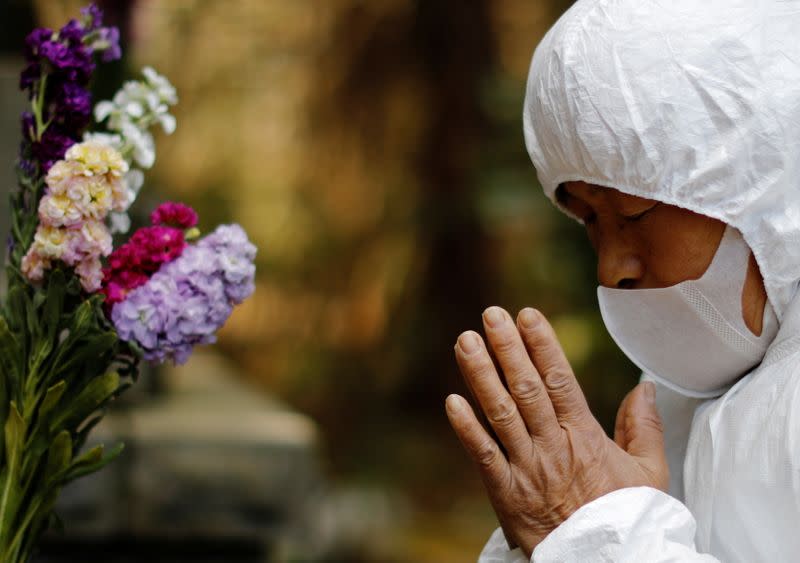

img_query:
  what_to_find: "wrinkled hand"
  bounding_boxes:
[446,306,668,557]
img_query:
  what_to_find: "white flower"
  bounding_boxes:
[109,211,131,234]
[83,131,123,151]
[88,66,178,231]
[94,101,115,122]
[143,66,178,105]
[121,121,155,169]
[92,67,178,169]
[124,169,145,201]
[104,170,144,234]
[158,113,176,135]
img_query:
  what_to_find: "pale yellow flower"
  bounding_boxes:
[38,193,84,228]
[65,140,128,179]
[85,176,113,219]
[45,160,83,196]
[32,225,70,260]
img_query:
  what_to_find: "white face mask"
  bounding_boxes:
[597,226,778,399]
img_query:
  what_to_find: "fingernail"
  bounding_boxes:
[518,308,540,329]
[446,394,464,413]
[645,381,656,404]
[483,306,505,327]
[458,332,481,354]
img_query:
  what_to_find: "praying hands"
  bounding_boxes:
[446,306,669,557]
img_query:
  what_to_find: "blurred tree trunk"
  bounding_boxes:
[400,0,496,409]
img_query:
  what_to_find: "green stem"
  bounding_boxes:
[4,494,43,561]
[0,448,20,553]
[31,73,48,142]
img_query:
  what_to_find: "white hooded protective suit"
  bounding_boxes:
[479,0,800,560]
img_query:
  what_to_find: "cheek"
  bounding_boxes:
[638,212,725,286]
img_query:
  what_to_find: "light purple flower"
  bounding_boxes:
[111,224,257,364]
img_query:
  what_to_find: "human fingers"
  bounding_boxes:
[455,331,533,459]
[516,308,592,425]
[445,394,511,489]
[617,382,668,490]
[613,386,637,449]
[482,306,560,443]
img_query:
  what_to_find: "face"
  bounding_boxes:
[558,181,767,334]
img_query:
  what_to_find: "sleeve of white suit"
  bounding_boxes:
[478,487,720,562]
[529,487,720,562]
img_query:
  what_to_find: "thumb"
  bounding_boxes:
[616,381,669,489]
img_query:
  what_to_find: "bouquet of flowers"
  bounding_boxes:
[0,5,256,560]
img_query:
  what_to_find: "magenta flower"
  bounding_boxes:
[102,225,188,306]
[150,202,198,229]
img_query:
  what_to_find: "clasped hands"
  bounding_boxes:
[446,306,669,557]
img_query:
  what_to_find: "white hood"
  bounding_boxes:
[523,0,800,320]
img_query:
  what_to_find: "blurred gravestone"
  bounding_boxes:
[36,351,324,562]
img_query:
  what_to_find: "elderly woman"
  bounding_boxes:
[446,0,800,561]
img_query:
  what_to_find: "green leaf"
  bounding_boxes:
[31,291,46,311]
[72,444,102,466]
[44,431,72,483]
[0,404,25,545]
[61,442,124,483]
[5,287,26,333]
[38,380,66,419]
[0,318,21,384]
[65,275,82,296]
[72,414,103,453]
[3,403,24,472]
[24,291,39,341]
[43,269,66,342]
[50,333,117,383]
[51,372,119,431]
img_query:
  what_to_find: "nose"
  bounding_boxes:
[597,244,644,289]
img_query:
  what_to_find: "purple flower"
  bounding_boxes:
[19,63,41,91]
[18,156,37,179]
[111,224,257,364]
[81,4,104,31]
[56,82,92,118]
[18,6,123,176]
[59,19,86,44]
[24,28,54,61]
[31,126,77,172]
[97,27,121,62]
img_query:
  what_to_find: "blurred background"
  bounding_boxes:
[0,0,640,561]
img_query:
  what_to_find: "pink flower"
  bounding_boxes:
[75,257,104,292]
[21,250,50,282]
[75,220,113,256]
[150,202,198,229]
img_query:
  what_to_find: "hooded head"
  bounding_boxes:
[524,0,800,319]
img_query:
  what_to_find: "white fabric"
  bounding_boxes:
[598,225,778,398]
[477,0,800,559]
[522,0,800,320]
[479,289,800,562]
